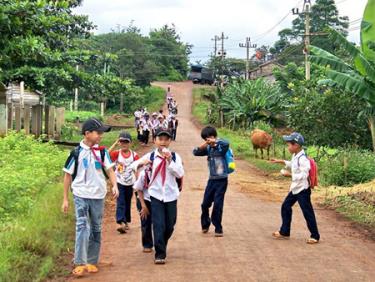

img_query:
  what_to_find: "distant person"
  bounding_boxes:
[62,118,119,277]
[168,115,179,141]
[193,126,230,237]
[270,132,320,244]
[109,132,140,234]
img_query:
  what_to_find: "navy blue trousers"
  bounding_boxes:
[280,188,320,240]
[136,198,153,249]
[116,184,134,224]
[151,197,177,260]
[201,178,228,233]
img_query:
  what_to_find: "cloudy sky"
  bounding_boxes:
[75,0,367,63]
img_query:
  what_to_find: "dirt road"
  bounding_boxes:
[74,81,375,282]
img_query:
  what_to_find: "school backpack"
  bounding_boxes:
[298,154,318,189]
[68,145,109,181]
[149,151,183,191]
[207,145,236,174]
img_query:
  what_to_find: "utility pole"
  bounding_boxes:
[211,35,219,57]
[239,37,257,80]
[292,0,311,80]
[215,32,228,127]
[217,32,228,60]
[74,65,79,111]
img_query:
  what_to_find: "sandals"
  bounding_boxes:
[154,258,166,265]
[72,265,87,277]
[86,264,99,273]
[143,248,153,253]
[306,238,319,244]
[272,231,290,240]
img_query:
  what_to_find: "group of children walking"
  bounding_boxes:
[62,91,320,276]
[134,108,179,145]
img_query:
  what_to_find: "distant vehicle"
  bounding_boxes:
[188,64,214,85]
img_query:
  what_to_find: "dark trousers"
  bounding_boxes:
[201,178,228,233]
[151,197,177,259]
[280,188,320,240]
[142,130,150,144]
[116,183,134,224]
[171,128,177,141]
[136,198,153,249]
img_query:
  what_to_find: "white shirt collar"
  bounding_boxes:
[80,140,99,150]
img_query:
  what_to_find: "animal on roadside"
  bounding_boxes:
[250,129,273,160]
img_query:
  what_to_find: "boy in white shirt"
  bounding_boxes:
[270,132,320,244]
[62,118,119,277]
[132,128,184,264]
[134,164,154,253]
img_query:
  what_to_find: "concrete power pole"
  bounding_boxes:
[293,0,311,80]
[74,65,79,111]
[239,37,257,80]
[211,35,219,57]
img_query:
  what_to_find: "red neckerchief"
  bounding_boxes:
[149,155,167,187]
[91,146,106,167]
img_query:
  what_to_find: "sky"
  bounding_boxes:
[75,0,368,63]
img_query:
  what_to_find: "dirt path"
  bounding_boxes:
[73,81,375,282]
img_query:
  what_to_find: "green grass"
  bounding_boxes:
[0,182,75,281]
[65,110,102,123]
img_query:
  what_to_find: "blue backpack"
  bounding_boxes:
[207,145,235,174]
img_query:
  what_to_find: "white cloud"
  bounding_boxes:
[75,0,368,62]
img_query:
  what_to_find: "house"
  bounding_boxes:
[249,60,283,82]
[7,83,42,107]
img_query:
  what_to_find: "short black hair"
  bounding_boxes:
[201,126,217,140]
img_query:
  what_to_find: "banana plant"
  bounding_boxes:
[310,0,375,151]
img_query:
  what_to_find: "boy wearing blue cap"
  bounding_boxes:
[270,132,320,244]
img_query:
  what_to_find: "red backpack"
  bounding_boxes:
[298,155,318,189]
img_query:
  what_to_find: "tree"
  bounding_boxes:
[0,0,95,93]
[273,0,349,56]
[309,0,375,150]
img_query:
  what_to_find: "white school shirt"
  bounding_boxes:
[114,150,138,186]
[284,150,311,195]
[140,118,150,131]
[63,141,115,199]
[131,150,184,203]
[133,169,151,202]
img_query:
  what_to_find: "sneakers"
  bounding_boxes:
[272,231,290,240]
[116,223,127,234]
[154,258,166,265]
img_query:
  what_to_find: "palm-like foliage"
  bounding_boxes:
[219,79,284,129]
[309,0,375,150]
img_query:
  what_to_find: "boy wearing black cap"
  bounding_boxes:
[109,132,140,233]
[132,128,184,265]
[62,118,119,277]
[270,132,320,244]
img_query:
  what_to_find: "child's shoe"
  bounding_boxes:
[116,223,126,234]
[86,264,99,273]
[143,248,153,253]
[272,231,290,239]
[72,265,87,277]
[214,232,224,237]
[154,258,166,265]
[306,237,319,244]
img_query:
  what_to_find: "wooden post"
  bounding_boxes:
[0,104,7,136]
[100,102,105,117]
[44,105,50,135]
[120,93,124,113]
[48,105,56,138]
[55,107,65,140]
[23,106,31,135]
[15,105,21,132]
[31,106,38,136]
[7,103,13,130]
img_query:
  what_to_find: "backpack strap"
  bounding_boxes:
[71,145,81,181]
[100,149,109,179]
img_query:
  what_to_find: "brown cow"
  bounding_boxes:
[250,129,273,159]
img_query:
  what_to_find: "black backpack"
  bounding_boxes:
[66,145,109,181]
